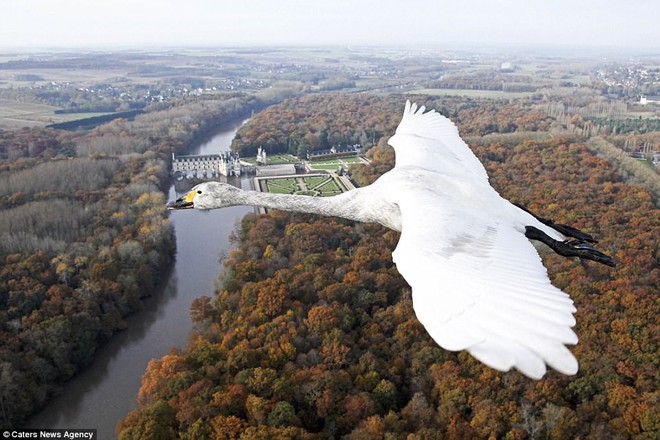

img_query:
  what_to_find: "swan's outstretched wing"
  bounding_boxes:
[389,101,489,183]
[391,190,579,379]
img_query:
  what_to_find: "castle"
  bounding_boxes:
[171,152,242,180]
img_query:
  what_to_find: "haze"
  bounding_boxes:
[1,0,657,51]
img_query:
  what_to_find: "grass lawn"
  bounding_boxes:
[304,176,327,188]
[266,177,298,194]
[315,178,343,195]
[309,164,341,170]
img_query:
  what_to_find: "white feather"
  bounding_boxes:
[174,100,591,379]
[387,102,580,378]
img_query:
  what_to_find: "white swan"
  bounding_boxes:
[168,101,614,379]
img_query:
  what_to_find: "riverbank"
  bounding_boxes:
[27,122,252,438]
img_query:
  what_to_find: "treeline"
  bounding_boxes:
[76,93,270,157]
[537,87,660,144]
[0,127,76,162]
[54,103,145,114]
[426,70,545,92]
[120,96,658,438]
[230,94,555,159]
[455,103,553,136]
[586,137,660,203]
[533,87,659,201]
[231,95,405,158]
[584,117,660,135]
[543,100,629,121]
[47,110,145,131]
[0,157,119,200]
[0,199,87,253]
[0,93,269,428]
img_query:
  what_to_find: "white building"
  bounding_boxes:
[171,152,241,179]
[640,95,660,105]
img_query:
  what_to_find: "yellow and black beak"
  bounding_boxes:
[166,190,196,210]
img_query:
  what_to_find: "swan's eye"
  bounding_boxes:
[197,190,202,194]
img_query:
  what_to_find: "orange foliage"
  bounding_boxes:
[119,95,658,439]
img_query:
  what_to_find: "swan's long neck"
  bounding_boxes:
[234,189,357,218]
[230,187,400,231]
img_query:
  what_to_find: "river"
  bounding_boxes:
[27,120,252,438]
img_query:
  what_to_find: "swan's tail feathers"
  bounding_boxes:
[525,226,616,267]
[514,203,596,243]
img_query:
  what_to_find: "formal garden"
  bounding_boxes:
[262,174,346,196]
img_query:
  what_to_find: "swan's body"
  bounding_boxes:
[168,102,614,379]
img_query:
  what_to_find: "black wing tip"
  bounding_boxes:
[525,226,616,267]
[514,203,597,243]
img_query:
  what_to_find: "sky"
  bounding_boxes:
[0,0,658,51]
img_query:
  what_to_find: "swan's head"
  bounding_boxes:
[167,181,240,211]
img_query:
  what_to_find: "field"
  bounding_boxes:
[0,99,61,128]
[261,174,346,197]
[0,98,114,129]
[409,88,535,99]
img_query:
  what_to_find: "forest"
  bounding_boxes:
[119,95,658,439]
[0,93,265,427]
